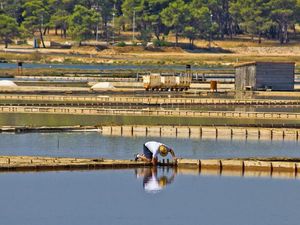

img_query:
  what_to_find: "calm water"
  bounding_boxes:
[0,63,227,71]
[0,113,299,127]
[1,133,300,225]
[0,169,299,225]
[0,132,299,159]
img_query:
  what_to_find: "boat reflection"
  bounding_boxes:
[135,167,176,194]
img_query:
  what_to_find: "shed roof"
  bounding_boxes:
[234,61,295,68]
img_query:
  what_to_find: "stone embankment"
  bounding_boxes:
[0,125,298,141]
[0,156,299,179]
[0,105,300,121]
[102,125,300,140]
[1,94,300,106]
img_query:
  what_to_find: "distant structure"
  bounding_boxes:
[143,73,191,91]
[234,62,295,91]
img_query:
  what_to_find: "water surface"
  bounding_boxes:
[0,63,227,71]
[0,132,299,159]
[0,113,299,126]
[0,169,299,225]
[0,132,299,225]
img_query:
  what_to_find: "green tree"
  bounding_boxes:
[269,0,297,43]
[0,0,25,25]
[122,0,169,43]
[49,9,69,38]
[161,0,189,46]
[115,15,128,34]
[191,0,230,39]
[141,0,170,41]
[236,0,271,43]
[92,0,114,42]
[48,0,71,37]
[186,5,215,48]
[0,14,19,48]
[68,5,100,44]
[122,0,144,41]
[22,0,50,48]
[229,0,244,37]
[190,4,218,48]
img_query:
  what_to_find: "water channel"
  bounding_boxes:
[0,168,299,225]
[0,132,299,160]
[1,133,300,225]
[0,113,299,127]
[0,63,228,71]
[1,62,300,224]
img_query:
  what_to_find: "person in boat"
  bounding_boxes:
[135,141,176,166]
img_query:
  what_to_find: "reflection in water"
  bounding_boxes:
[0,169,300,225]
[135,168,176,193]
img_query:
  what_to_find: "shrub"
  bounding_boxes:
[152,39,170,47]
[116,41,126,47]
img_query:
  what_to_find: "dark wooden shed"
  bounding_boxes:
[235,62,295,91]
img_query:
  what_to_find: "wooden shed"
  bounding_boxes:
[234,62,295,91]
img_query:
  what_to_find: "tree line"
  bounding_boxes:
[0,0,300,48]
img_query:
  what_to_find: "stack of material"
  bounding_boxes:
[0,80,18,87]
[91,82,115,90]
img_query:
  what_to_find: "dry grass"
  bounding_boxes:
[37,30,300,48]
[2,49,300,67]
[2,30,300,67]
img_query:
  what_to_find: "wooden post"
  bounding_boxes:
[270,130,273,140]
[199,127,202,139]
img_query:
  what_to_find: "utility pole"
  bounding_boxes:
[96,25,99,41]
[132,10,135,42]
[41,14,44,31]
[93,5,99,41]
[112,4,116,44]
[209,13,213,49]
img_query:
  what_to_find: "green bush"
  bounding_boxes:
[116,41,126,47]
[152,39,170,47]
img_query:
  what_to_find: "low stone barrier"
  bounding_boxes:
[102,125,300,141]
[0,106,300,122]
[0,156,299,180]
[1,94,300,106]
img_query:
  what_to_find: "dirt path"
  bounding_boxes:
[1,45,300,66]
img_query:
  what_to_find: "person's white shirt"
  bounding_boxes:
[145,141,165,157]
